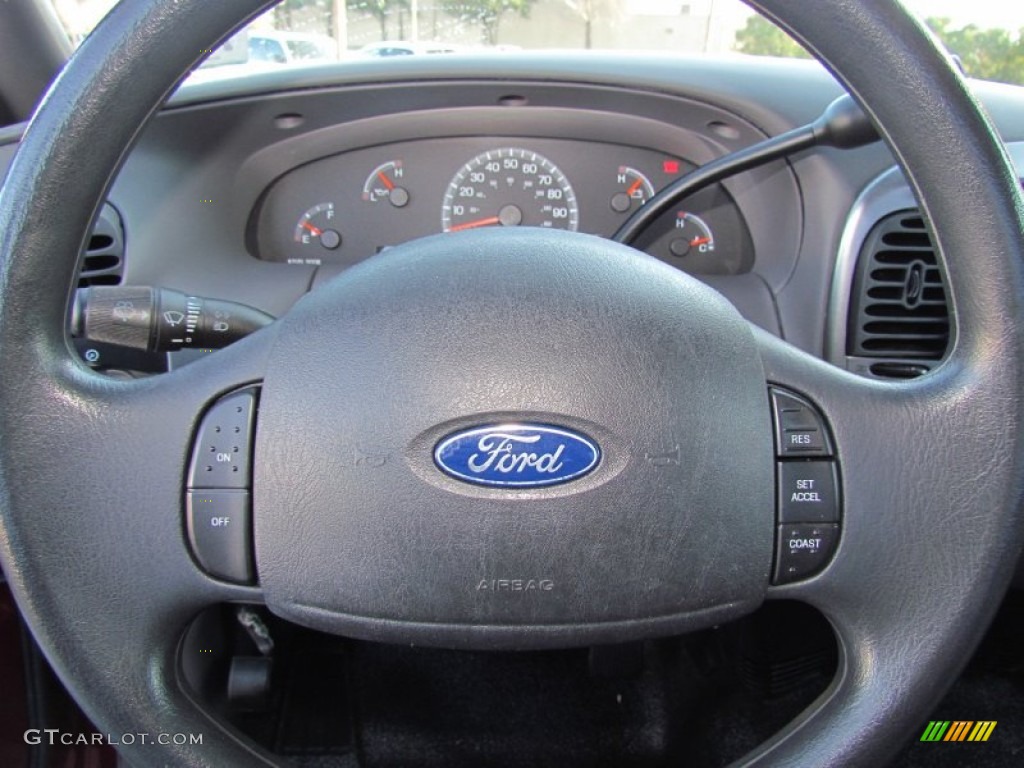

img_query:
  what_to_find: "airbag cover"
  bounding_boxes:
[255,229,773,648]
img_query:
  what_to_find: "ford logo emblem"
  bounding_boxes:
[434,423,601,488]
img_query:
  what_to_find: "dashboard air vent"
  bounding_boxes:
[79,204,125,287]
[848,211,949,368]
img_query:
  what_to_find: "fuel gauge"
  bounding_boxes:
[294,202,342,250]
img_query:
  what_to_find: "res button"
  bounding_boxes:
[770,389,832,457]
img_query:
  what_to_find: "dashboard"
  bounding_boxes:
[3,52,1024,366]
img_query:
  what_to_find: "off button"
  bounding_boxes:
[187,490,253,583]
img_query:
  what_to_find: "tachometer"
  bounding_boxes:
[441,148,579,233]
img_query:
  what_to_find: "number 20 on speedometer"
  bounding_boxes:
[441,148,579,233]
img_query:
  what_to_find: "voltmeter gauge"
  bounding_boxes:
[610,166,655,213]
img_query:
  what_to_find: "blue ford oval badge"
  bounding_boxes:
[434,424,601,488]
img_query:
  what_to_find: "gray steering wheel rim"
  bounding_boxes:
[1,0,1024,766]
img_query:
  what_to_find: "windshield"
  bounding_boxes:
[49,0,1024,86]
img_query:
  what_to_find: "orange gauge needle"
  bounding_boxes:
[626,178,645,196]
[377,172,395,191]
[449,216,501,232]
[690,236,711,247]
[302,221,323,237]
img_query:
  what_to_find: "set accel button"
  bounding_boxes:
[777,461,839,523]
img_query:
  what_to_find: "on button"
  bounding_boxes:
[187,389,257,490]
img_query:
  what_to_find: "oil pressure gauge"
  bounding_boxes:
[362,160,410,208]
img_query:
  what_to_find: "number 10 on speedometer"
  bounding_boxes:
[441,148,579,233]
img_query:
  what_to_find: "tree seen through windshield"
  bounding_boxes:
[50,0,1024,86]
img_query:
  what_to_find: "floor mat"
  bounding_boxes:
[349,642,686,768]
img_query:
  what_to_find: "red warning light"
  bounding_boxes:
[662,159,680,174]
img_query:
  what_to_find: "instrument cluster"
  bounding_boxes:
[254,136,753,276]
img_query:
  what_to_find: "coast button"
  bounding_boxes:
[773,523,839,584]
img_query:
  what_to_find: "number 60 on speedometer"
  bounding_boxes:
[441,148,579,233]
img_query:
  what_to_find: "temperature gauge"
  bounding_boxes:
[294,203,342,251]
[633,186,750,276]
[362,160,410,208]
[610,167,654,213]
[668,212,715,258]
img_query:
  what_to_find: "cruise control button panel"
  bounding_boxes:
[770,387,841,585]
[186,387,258,584]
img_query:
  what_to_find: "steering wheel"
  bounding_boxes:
[2,0,1024,765]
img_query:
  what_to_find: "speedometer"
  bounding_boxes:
[441,148,579,233]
